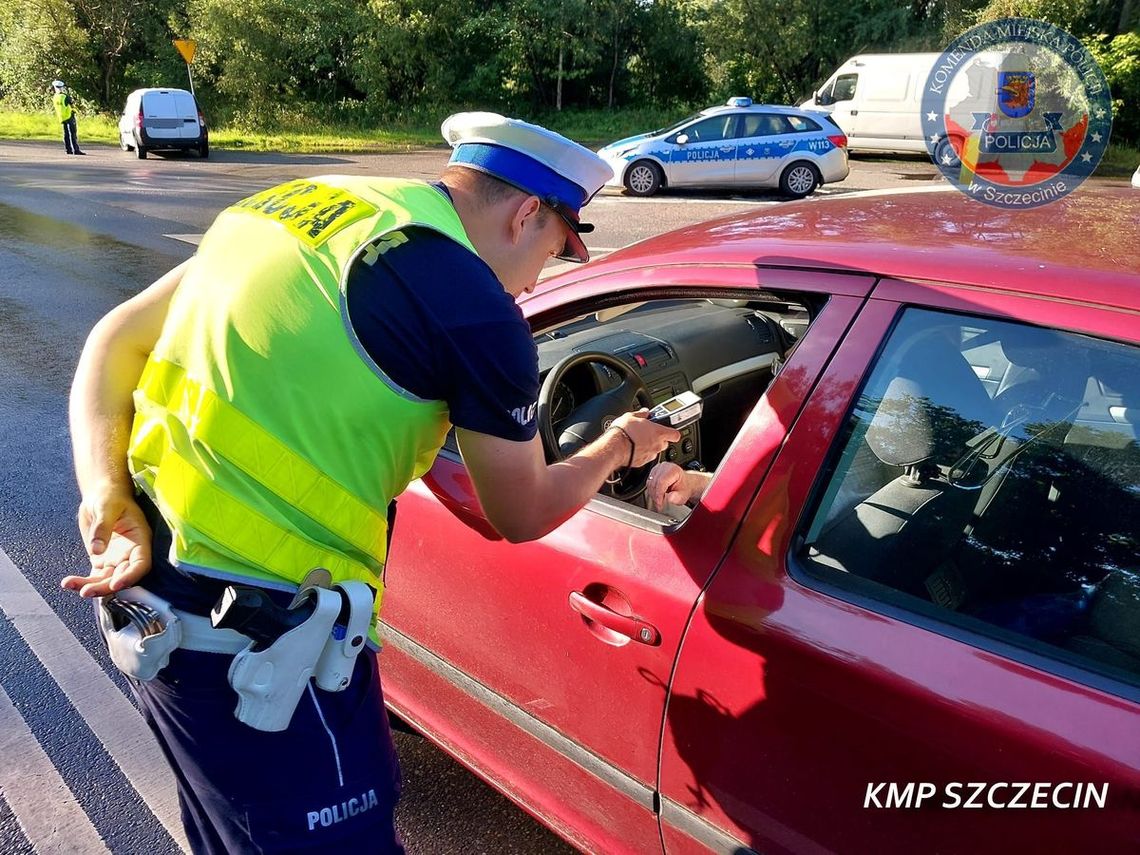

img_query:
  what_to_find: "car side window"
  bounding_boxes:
[737,114,794,138]
[785,115,822,133]
[799,308,1140,687]
[682,116,736,143]
[832,74,858,102]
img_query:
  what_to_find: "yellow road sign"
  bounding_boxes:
[173,39,197,64]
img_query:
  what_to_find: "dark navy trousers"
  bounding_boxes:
[131,644,403,854]
[120,500,404,853]
[62,117,79,154]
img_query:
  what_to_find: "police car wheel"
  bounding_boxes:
[625,161,662,197]
[934,136,961,169]
[780,162,819,198]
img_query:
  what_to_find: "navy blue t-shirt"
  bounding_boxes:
[344,225,539,443]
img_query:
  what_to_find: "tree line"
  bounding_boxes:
[1,0,1136,142]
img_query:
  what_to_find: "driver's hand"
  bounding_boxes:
[612,409,680,468]
[646,462,711,511]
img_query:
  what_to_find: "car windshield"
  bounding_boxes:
[652,113,703,136]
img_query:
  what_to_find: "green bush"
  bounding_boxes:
[1086,32,1140,146]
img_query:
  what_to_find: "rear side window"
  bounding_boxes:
[737,114,793,137]
[799,308,1140,687]
[786,115,822,133]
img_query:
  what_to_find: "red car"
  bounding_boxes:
[380,186,1140,854]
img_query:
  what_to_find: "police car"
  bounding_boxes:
[598,97,849,198]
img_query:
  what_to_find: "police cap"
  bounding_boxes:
[442,111,613,263]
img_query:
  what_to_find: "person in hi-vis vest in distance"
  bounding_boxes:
[51,80,84,155]
[64,112,679,853]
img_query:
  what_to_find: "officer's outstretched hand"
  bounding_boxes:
[62,490,153,598]
[611,409,680,468]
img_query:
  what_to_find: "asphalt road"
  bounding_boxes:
[0,138,945,854]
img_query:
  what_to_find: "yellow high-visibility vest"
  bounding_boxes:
[52,92,72,122]
[128,177,478,637]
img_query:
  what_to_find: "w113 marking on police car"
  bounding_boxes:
[863,781,1109,809]
[306,788,381,830]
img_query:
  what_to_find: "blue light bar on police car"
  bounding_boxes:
[726,97,753,108]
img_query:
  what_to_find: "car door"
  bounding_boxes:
[118,93,136,145]
[659,284,1140,854]
[173,90,201,140]
[379,266,872,855]
[734,113,796,186]
[142,91,179,143]
[666,115,739,187]
[824,72,859,140]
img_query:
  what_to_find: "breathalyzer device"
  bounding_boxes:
[648,391,703,430]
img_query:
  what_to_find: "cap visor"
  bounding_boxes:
[554,212,590,263]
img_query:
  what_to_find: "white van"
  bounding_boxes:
[118,88,209,159]
[800,54,940,155]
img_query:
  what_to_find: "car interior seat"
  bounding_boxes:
[809,329,996,600]
[950,331,1092,607]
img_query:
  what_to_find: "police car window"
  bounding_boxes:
[786,115,822,133]
[737,114,793,138]
[654,113,702,135]
[683,116,735,142]
[832,74,858,102]
[799,309,1140,689]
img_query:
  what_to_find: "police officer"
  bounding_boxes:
[64,112,679,853]
[51,80,84,155]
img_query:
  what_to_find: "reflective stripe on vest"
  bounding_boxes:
[133,357,388,573]
[153,452,379,591]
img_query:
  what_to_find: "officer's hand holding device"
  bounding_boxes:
[648,391,703,430]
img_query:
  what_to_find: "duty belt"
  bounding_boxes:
[98,578,374,731]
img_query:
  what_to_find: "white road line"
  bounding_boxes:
[0,546,189,853]
[0,683,111,855]
[163,234,203,246]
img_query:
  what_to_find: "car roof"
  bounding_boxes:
[700,103,811,117]
[127,88,194,97]
[534,187,1140,311]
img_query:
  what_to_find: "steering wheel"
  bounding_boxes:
[538,350,660,501]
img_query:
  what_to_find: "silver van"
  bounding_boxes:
[118,88,209,159]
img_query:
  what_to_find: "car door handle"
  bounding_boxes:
[850,110,858,116]
[568,591,660,646]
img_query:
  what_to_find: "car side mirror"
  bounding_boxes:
[675,133,689,145]
[816,91,833,106]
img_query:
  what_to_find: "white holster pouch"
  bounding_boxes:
[224,580,374,732]
[226,586,341,732]
[97,587,183,682]
[314,581,374,691]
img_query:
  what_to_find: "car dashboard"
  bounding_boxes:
[535,299,803,472]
